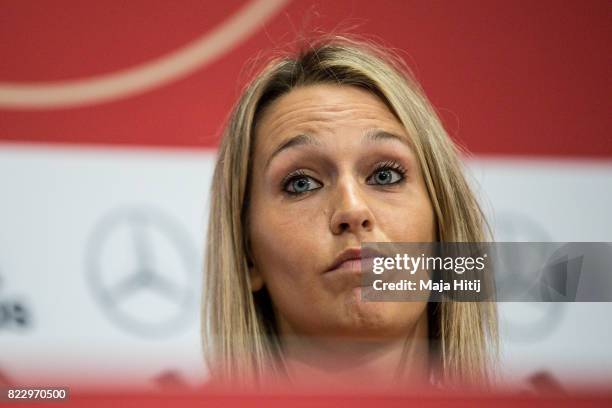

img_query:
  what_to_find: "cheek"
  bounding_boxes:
[248,200,326,287]
[249,209,330,335]
[375,191,436,242]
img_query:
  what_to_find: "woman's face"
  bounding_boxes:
[247,83,436,340]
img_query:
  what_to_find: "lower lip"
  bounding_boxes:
[327,257,376,274]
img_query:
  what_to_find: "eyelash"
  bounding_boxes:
[281,160,407,197]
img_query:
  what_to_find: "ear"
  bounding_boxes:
[248,260,264,292]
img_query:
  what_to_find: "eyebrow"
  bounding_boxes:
[265,133,322,170]
[264,129,411,170]
[362,129,412,147]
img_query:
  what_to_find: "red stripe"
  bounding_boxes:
[0,0,610,158]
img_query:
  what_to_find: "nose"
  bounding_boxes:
[329,175,375,236]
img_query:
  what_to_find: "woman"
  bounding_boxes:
[201,34,497,391]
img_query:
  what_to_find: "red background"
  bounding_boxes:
[0,0,610,158]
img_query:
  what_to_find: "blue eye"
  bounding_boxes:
[367,161,407,185]
[283,172,322,196]
[282,161,406,197]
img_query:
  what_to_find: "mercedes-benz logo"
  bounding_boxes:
[494,211,566,343]
[85,206,199,337]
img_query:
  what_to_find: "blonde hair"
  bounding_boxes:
[202,34,497,388]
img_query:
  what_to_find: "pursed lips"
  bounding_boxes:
[329,257,372,272]
[325,256,380,282]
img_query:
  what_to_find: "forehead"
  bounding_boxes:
[254,84,407,148]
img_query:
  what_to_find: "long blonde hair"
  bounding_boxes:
[202,34,497,388]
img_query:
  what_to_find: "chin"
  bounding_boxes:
[335,296,426,340]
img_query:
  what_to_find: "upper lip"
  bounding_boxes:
[326,247,383,272]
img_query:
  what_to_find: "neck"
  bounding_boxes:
[278,315,430,392]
